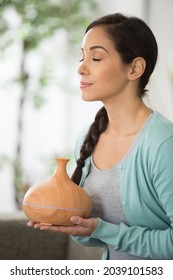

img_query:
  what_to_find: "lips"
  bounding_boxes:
[80,81,93,88]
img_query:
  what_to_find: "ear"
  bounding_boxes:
[128,57,146,81]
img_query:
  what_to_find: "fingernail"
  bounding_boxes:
[34,224,39,229]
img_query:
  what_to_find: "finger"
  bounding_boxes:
[70,216,88,227]
[39,225,74,234]
[34,223,42,229]
[27,220,36,227]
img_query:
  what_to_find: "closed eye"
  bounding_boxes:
[92,58,101,61]
[79,58,101,62]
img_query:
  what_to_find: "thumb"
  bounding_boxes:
[70,216,87,227]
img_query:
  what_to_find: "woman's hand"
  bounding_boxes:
[27,216,99,236]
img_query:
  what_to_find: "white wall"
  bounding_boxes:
[144,0,173,120]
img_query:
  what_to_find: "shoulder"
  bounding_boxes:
[138,111,173,168]
[76,126,90,149]
[152,111,173,131]
[73,126,89,160]
[143,111,173,147]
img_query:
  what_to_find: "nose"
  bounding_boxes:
[77,60,89,76]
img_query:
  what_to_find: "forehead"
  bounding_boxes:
[82,26,114,51]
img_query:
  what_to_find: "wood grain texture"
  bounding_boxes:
[22,158,92,225]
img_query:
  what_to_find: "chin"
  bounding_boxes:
[81,93,100,102]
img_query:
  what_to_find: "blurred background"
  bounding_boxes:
[0,0,173,213]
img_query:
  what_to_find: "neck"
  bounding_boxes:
[103,97,151,137]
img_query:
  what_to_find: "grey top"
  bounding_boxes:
[83,156,147,260]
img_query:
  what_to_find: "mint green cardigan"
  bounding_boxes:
[72,111,173,259]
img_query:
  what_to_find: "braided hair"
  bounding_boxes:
[71,107,108,184]
[71,13,158,185]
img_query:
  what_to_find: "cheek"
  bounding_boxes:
[98,64,120,81]
[98,68,128,95]
[98,69,118,89]
[104,64,128,83]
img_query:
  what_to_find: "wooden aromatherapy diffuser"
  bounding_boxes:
[22,158,92,226]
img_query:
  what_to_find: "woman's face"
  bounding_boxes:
[77,26,131,103]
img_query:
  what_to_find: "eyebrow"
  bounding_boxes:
[81,45,109,54]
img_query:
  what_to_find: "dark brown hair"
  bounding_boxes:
[71,13,158,185]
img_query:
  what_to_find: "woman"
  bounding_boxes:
[28,13,173,259]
